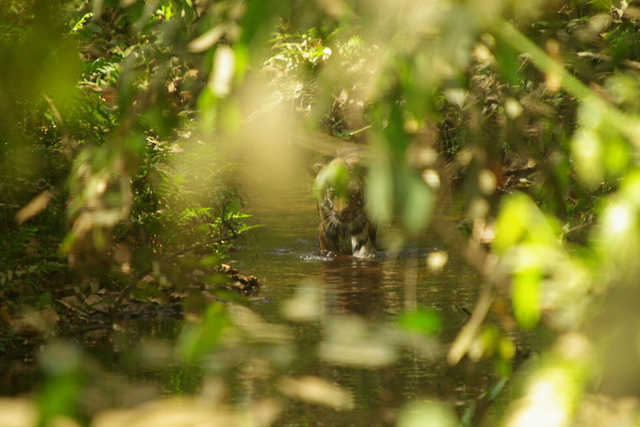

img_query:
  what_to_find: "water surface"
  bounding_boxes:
[1,167,499,426]
[228,176,494,425]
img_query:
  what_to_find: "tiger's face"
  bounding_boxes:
[318,176,367,228]
[314,157,376,258]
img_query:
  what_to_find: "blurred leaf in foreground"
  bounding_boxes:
[398,309,442,336]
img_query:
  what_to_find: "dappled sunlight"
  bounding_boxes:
[0,398,39,427]
[506,333,593,427]
[5,0,640,425]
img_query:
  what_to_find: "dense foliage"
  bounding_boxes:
[3,0,640,425]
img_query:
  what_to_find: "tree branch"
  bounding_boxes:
[111,233,238,313]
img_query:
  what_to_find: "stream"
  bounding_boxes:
[223,173,497,424]
[1,165,502,426]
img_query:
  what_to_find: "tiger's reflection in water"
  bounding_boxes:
[319,256,387,318]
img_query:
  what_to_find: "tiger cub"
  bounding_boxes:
[314,152,377,258]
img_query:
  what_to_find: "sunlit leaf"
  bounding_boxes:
[15,191,52,224]
[69,12,93,34]
[209,46,235,98]
[281,281,323,322]
[319,316,398,368]
[595,195,640,278]
[398,310,442,336]
[277,376,354,411]
[603,135,630,177]
[506,333,592,427]
[92,397,234,427]
[494,194,561,253]
[227,304,292,343]
[605,73,640,108]
[197,87,218,131]
[493,195,531,253]
[401,172,434,233]
[366,153,394,224]
[512,265,541,330]
[572,129,604,189]
[314,159,351,199]
[0,399,39,427]
[188,26,225,53]
[397,401,458,427]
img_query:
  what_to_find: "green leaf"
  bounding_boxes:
[178,302,232,363]
[36,343,84,423]
[197,87,218,132]
[398,310,442,336]
[69,12,93,35]
[401,172,434,233]
[512,266,541,329]
[366,153,394,225]
[493,194,530,253]
[314,160,351,199]
[494,194,561,252]
[571,128,604,188]
[397,401,458,427]
[494,37,521,85]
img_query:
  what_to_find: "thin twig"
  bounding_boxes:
[447,282,494,365]
[562,221,593,238]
